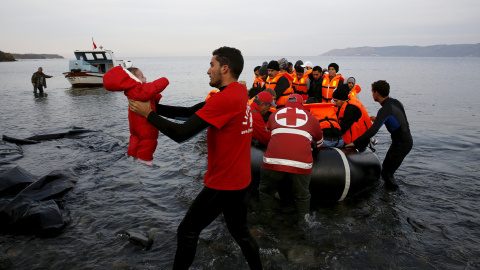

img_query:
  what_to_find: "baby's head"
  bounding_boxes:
[127,67,147,83]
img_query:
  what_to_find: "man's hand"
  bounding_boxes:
[345,142,355,148]
[370,116,376,122]
[128,99,152,118]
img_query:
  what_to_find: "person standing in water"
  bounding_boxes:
[31,67,53,94]
[345,80,413,190]
[128,46,262,269]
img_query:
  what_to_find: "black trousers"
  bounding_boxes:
[382,137,413,178]
[173,186,262,270]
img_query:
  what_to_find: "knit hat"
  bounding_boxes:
[295,60,303,67]
[259,64,268,76]
[332,85,349,101]
[287,94,304,104]
[347,77,356,84]
[256,91,277,107]
[278,58,289,70]
[267,60,280,71]
[301,61,313,68]
[328,63,339,73]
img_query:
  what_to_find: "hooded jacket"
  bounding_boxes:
[103,66,169,160]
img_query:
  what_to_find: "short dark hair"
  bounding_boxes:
[254,66,260,72]
[127,67,139,75]
[372,80,390,97]
[296,66,304,73]
[248,87,263,99]
[312,66,323,72]
[212,46,244,80]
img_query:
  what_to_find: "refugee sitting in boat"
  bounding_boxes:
[321,63,345,103]
[332,85,373,147]
[346,77,362,99]
[306,65,324,102]
[248,87,263,105]
[103,66,169,166]
[266,60,294,109]
[250,91,276,146]
[292,66,308,101]
[305,98,344,148]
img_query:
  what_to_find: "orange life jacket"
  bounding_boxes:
[205,89,219,101]
[304,69,312,77]
[348,85,361,100]
[292,76,308,101]
[337,98,372,144]
[321,75,344,103]
[253,77,265,89]
[266,73,294,107]
[304,103,341,130]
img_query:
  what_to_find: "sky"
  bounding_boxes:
[1,0,479,58]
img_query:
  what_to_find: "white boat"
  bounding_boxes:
[63,47,132,87]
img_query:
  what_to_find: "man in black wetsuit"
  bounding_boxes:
[345,80,413,190]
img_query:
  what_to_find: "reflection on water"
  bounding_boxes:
[65,86,110,97]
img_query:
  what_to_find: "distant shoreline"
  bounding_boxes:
[11,53,64,60]
[321,43,480,57]
[0,51,65,61]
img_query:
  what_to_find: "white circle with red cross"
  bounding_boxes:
[275,107,307,127]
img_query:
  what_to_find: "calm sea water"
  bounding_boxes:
[0,55,479,269]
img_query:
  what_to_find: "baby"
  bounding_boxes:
[103,66,169,166]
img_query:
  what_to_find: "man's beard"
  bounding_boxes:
[209,70,222,88]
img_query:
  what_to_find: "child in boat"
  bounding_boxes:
[103,66,169,166]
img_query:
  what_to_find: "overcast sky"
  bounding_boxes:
[1,0,479,57]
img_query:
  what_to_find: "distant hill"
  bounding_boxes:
[0,51,15,61]
[11,53,64,59]
[321,43,480,57]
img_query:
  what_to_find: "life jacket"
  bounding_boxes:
[321,75,344,103]
[292,76,308,101]
[337,98,372,144]
[253,77,265,89]
[304,103,342,139]
[348,85,361,100]
[266,72,294,107]
[205,89,220,101]
[304,69,312,77]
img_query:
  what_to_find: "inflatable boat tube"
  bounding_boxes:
[251,145,381,202]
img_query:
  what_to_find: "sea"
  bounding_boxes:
[0,55,479,270]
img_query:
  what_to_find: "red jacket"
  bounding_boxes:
[103,66,169,160]
[250,102,271,146]
[262,102,323,174]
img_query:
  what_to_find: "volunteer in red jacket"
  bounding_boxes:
[260,94,323,222]
[128,46,262,270]
[250,91,276,146]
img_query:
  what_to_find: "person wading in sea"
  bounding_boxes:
[128,46,263,270]
[31,67,53,94]
[345,80,413,190]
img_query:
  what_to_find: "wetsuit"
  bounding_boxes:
[146,84,262,270]
[353,97,413,189]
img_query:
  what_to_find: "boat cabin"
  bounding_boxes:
[68,50,131,73]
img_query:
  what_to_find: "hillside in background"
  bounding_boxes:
[12,53,64,59]
[0,51,15,61]
[321,43,480,57]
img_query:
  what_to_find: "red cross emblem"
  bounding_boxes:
[276,107,307,127]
